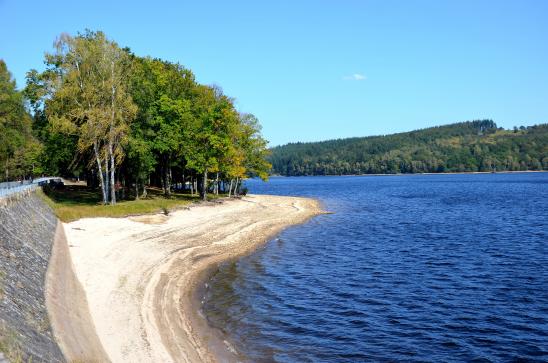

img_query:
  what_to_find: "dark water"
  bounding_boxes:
[203,173,548,362]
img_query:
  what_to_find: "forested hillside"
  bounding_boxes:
[269,120,548,175]
[1,30,270,203]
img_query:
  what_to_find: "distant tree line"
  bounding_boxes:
[270,120,548,176]
[1,30,270,203]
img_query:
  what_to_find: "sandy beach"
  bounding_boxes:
[62,194,321,362]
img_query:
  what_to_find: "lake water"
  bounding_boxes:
[203,173,548,362]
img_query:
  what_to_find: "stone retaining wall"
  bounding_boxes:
[0,191,64,362]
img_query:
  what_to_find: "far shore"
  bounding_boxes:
[62,194,323,362]
[268,170,547,177]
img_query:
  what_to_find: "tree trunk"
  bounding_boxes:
[162,157,171,197]
[104,155,110,202]
[160,164,165,194]
[108,61,117,205]
[94,143,108,204]
[233,178,237,197]
[214,172,219,195]
[167,165,172,196]
[109,143,116,205]
[235,177,239,196]
[228,179,233,198]
[201,169,208,201]
[135,178,140,200]
[121,176,126,200]
[142,182,147,198]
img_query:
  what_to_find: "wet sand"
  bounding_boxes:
[63,194,322,362]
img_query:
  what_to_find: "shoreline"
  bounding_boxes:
[62,194,323,362]
[268,170,548,177]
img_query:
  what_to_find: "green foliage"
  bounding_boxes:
[127,55,270,199]
[38,30,138,204]
[25,68,78,176]
[0,60,43,181]
[270,120,548,175]
[130,58,194,158]
[238,113,271,180]
[9,30,271,204]
[186,85,234,174]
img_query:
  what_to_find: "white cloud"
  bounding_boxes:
[343,73,366,81]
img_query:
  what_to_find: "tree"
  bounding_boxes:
[11,29,274,202]
[0,60,40,181]
[128,57,196,197]
[238,113,271,180]
[41,31,136,204]
[126,135,155,199]
[187,85,238,200]
[25,69,78,177]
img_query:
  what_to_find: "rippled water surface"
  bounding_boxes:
[203,173,548,362]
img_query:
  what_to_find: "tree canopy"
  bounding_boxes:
[0,60,42,181]
[1,30,271,203]
[269,120,548,175]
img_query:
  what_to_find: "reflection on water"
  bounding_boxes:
[203,173,548,362]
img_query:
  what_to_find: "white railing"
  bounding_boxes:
[0,177,63,198]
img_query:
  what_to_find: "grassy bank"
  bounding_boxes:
[38,185,219,222]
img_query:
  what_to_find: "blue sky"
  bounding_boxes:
[1,0,547,146]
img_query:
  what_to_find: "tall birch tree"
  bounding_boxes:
[41,31,136,204]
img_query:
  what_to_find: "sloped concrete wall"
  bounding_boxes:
[0,191,64,362]
[0,191,108,362]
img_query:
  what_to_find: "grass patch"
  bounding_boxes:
[37,185,223,222]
